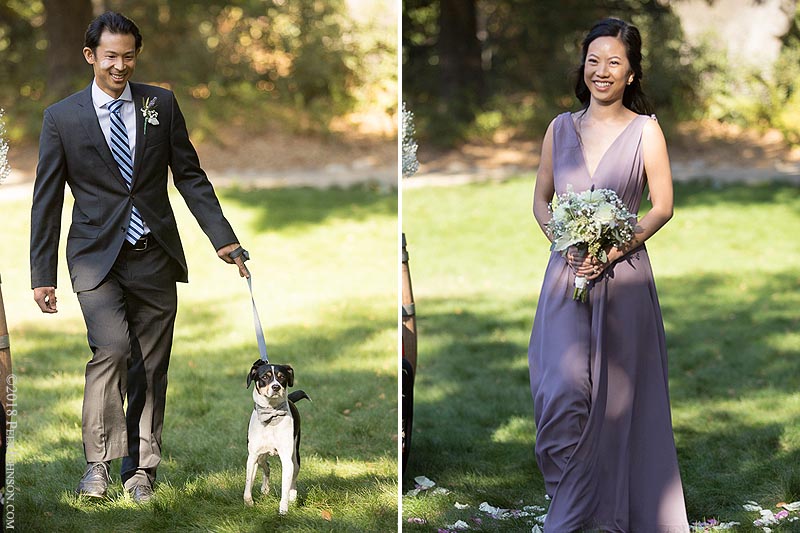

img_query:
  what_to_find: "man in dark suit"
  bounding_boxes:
[30,12,248,503]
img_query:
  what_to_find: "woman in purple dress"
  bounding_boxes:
[528,18,690,533]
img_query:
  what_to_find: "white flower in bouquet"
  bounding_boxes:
[546,185,636,302]
[594,203,616,225]
[0,109,10,185]
[402,102,419,178]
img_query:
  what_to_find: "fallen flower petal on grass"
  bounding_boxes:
[524,505,546,513]
[743,498,800,531]
[780,501,800,511]
[406,475,452,497]
[478,502,502,515]
[690,520,740,531]
[435,497,552,532]
[414,476,436,490]
[407,517,427,525]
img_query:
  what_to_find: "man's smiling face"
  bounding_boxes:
[83,30,137,98]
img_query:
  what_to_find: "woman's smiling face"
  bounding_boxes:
[583,36,633,106]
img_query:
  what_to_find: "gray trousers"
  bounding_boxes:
[76,239,178,489]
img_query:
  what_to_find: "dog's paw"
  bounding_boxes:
[279,500,289,514]
[244,495,254,507]
[289,489,297,502]
[260,482,270,495]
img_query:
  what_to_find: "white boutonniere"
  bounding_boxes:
[141,97,159,134]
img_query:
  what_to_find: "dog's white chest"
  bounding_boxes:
[248,410,294,455]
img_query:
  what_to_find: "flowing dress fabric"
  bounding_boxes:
[528,113,689,533]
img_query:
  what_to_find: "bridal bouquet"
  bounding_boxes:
[546,186,636,302]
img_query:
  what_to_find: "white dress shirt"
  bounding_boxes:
[91,79,150,234]
[91,80,137,160]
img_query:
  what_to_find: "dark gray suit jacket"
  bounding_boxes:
[31,82,238,292]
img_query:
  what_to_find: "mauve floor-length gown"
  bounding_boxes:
[528,112,690,533]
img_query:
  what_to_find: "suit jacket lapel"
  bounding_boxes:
[77,84,128,189]
[131,83,148,186]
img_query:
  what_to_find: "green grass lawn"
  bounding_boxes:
[402,178,800,532]
[1,183,398,532]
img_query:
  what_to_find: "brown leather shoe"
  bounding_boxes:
[76,462,110,498]
[128,484,154,503]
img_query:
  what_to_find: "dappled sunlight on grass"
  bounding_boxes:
[2,185,397,531]
[491,417,536,445]
[219,185,397,233]
[302,457,397,479]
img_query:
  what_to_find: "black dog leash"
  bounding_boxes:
[229,246,269,363]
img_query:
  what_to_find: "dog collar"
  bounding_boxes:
[255,402,289,426]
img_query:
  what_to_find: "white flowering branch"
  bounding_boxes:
[0,109,10,185]
[402,102,419,178]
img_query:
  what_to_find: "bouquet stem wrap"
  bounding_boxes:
[572,260,589,302]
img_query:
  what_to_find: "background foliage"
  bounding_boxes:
[403,0,800,146]
[0,0,397,141]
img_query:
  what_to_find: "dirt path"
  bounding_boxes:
[405,123,800,188]
[5,121,800,201]
[0,131,396,202]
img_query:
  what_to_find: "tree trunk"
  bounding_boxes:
[43,0,94,99]
[437,0,483,122]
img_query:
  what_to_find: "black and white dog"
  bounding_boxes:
[244,360,310,513]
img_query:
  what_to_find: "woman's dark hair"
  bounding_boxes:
[574,18,653,115]
[84,11,142,53]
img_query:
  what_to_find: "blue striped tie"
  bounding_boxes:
[108,99,145,245]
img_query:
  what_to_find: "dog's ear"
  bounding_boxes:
[284,365,294,387]
[247,360,266,389]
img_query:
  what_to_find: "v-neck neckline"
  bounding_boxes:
[570,113,639,181]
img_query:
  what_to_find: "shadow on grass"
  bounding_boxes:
[660,271,800,399]
[403,295,543,504]
[677,420,800,521]
[404,269,800,526]
[672,180,800,209]
[13,468,396,533]
[219,184,397,233]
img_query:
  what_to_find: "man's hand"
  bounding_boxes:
[33,286,58,313]
[217,242,250,278]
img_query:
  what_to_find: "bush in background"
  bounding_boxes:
[0,0,397,142]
